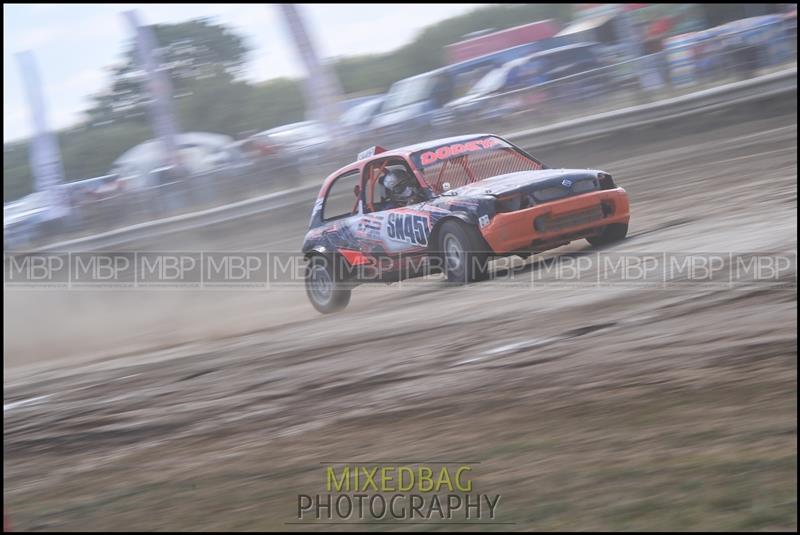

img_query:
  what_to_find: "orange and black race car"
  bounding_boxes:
[302,134,630,313]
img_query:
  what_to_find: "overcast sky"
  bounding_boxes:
[4,3,488,142]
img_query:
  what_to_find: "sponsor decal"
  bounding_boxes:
[479,215,490,228]
[357,146,386,160]
[561,179,573,188]
[355,216,383,240]
[416,138,501,167]
[386,213,430,246]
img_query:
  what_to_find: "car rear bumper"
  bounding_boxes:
[480,188,630,253]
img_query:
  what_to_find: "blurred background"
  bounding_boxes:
[3,3,797,532]
[3,3,797,246]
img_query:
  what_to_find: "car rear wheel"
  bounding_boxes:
[438,221,490,283]
[587,223,628,246]
[305,255,351,314]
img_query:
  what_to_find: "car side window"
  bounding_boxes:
[322,171,361,221]
[363,158,418,213]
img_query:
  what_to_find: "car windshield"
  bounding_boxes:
[341,99,381,126]
[411,136,545,195]
[467,67,508,97]
[383,75,435,111]
[543,46,597,68]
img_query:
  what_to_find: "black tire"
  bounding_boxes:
[587,223,628,247]
[305,255,351,314]
[437,220,490,283]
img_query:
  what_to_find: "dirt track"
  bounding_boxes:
[3,100,797,530]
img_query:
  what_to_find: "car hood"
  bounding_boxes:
[440,169,604,197]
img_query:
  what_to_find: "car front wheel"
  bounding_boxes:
[305,255,351,314]
[438,221,490,283]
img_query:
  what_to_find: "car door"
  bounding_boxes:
[352,160,434,275]
[317,170,369,257]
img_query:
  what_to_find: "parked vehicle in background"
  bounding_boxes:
[62,174,128,214]
[340,95,380,113]
[340,96,384,142]
[240,133,284,160]
[370,70,445,140]
[442,42,612,126]
[111,132,238,190]
[255,121,333,165]
[3,193,50,248]
[369,43,546,146]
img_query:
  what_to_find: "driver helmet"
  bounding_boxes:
[380,168,420,203]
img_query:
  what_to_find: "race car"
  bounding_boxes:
[302,134,630,313]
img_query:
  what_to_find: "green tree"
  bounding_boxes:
[87,18,251,126]
[175,70,254,137]
[243,78,306,135]
[3,142,34,201]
